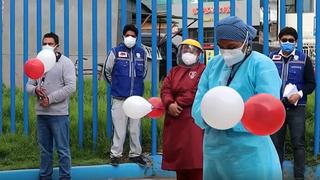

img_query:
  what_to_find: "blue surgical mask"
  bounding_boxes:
[280,42,295,53]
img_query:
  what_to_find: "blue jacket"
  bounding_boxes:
[103,43,147,98]
[270,50,307,105]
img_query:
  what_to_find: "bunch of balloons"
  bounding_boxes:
[122,96,164,119]
[200,86,285,136]
[24,48,56,79]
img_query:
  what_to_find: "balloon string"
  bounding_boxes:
[152,107,165,110]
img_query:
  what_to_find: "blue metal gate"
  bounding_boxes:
[1,0,320,161]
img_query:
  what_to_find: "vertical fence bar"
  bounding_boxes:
[151,0,157,156]
[23,0,29,135]
[263,0,269,55]
[136,0,143,143]
[246,0,252,25]
[64,0,69,57]
[296,0,303,51]
[78,0,84,148]
[121,0,126,30]
[92,0,98,149]
[50,0,55,32]
[10,0,15,133]
[106,0,112,139]
[230,0,235,16]
[136,0,141,46]
[0,0,3,135]
[314,0,320,157]
[280,0,286,29]
[214,0,219,55]
[182,0,187,40]
[36,0,42,52]
[198,0,203,63]
[166,0,172,72]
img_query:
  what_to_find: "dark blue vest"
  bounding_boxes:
[270,50,306,105]
[111,43,146,98]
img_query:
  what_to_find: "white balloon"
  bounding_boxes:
[37,49,56,73]
[122,96,152,119]
[200,86,244,130]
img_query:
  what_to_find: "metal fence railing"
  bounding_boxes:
[1,0,320,157]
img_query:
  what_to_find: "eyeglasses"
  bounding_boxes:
[280,38,295,43]
[42,42,55,46]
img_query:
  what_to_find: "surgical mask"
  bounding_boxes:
[220,46,246,67]
[220,33,248,67]
[42,45,55,51]
[124,36,136,48]
[181,52,197,65]
[280,42,295,53]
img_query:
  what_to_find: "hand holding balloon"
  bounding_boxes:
[35,86,47,99]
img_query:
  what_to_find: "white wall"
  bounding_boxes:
[286,13,315,42]
[3,0,119,88]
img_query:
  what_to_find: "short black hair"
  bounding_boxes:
[43,32,59,44]
[123,24,138,36]
[279,27,298,41]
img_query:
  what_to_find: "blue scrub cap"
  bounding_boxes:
[216,16,257,43]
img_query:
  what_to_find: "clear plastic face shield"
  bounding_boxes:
[177,44,202,67]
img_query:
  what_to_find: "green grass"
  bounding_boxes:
[0,79,318,170]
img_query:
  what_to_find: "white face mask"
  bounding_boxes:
[42,45,55,51]
[181,52,197,65]
[220,32,248,67]
[124,36,136,48]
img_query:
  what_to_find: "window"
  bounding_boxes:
[285,0,295,13]
[204,28,214,43]
[187,28,214,44]
[304,0,314,13]
[286,0,314,13]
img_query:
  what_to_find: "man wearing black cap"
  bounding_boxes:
[103,24,147,166]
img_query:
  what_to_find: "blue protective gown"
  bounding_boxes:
[192,51,283,180]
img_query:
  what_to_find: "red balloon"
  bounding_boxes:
[147,97,165,118]
[241,93,286,136]
[24,58,45,79]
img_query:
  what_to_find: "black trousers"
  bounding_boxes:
[271,106,306,179]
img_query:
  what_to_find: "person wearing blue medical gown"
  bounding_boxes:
[192,16,283,180]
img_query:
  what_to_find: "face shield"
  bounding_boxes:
[177,44,202,67]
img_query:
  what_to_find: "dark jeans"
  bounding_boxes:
[37,115,71,180]
[271,106,306,179]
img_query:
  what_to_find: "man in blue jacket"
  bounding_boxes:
[270,27,316,179]
[103,24,147,166]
